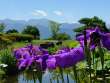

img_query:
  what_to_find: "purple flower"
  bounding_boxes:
[18,59,28,69]
[40,54,49,70]
[55,47,85,68]
[76,29,96,41]
[18,57,34,69]
[35,54,49,71]
[14,44,85,70]
[13,49,22,59]
[76,27,110,50]
[46,47,85,69]
[101,33,110,50]
[13,45,50,70]
[76,29,96,50]
[46,56,56,69]
[22,51,31,59]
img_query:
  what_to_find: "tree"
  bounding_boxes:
[74,16,109,32]
[0,23,5,32]
[49,21,61,39]
[6,29,18,34]
[22,25,40,39]
[55,33,71,40]
[74,26,86,32]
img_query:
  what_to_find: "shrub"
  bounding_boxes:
[7,33,34,42]
[0,49,18,75]
[6,29,18,34]
[55,33,71,40]
[22,25,40,39]
[40,42,55,49]
[0,35,12,50]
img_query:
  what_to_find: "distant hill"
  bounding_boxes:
[0,19,82,39]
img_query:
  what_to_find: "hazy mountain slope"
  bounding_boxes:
[0,19,82,39]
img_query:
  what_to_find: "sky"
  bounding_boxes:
[0,0,110,23]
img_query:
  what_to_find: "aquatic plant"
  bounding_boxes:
[76,26,110,82]
[13,43,85,83]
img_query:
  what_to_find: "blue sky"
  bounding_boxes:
[0,0,110,23]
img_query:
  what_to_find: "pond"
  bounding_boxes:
[1,69,110,83]
[1,70,76,83]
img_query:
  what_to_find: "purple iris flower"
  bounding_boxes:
[76,29,95,41]
[18,58,31,69]
[40,54,49,70]
[18,56,34,70]
[46,56,56,69]
[89,27,110,50]
[101,33,110,50]
[14,44,85,71]
[13,45,50,70]
[76,29,96,50]
[22,51,31,59]
[55,47,85,68]
[46,47,85,69]
[35,54,49,71]
[76,27,110,51]
[76,33,90,41]
[13,49,22,59]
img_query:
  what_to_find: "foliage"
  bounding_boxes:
[22,25,40,39]
[47,45,60,54]
[8,33,34,42]
[6,29,18,34]
[74,16,109,32]
[0,49,17,75]
[55,33,71,40]
[74,26,86,32]
[0,33,34,44]
[49,21,61,39]
[62,40,79,48]
[0,69,5,79]
[0,34,12,50]
[0,23,5,32]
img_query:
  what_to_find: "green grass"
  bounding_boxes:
[10,42,29,48]
[32,40,57,45]
[9,40,79,49]
[62,40,79,48]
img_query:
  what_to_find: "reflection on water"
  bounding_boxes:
[1,70,75,83]
[1,68,110,83]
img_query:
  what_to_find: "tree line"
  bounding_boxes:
[0,21,71,40]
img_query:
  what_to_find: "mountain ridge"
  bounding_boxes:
[0,19,82,39]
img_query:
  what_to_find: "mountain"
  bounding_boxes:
[0,19,82,39]
[60,23,81,39]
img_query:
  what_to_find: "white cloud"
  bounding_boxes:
[53,11,63,16]
[32,10,47,16]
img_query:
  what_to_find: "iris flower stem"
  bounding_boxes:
[98,44,104,70]
[84,29,92,83]
[92,50,96,78]
[98,44,105,81]
[92,50,95,69]
[72,65,78,83]
[50,78,52,83]
[59,67,65,83]
[32,71,36,83]
[89,65,92,83]
[67,73,69,83]
[57,76,59,83]
[49,73,52,83]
